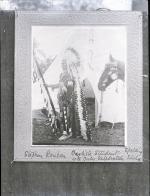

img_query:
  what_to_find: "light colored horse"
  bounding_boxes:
[84,54,125,125]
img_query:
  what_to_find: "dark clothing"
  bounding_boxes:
[57,72,74,107]
[57,71,91,140]
[57,72,80,136]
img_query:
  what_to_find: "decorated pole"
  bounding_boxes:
[33,52,56,117]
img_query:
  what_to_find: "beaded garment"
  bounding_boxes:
[60,48,91,141]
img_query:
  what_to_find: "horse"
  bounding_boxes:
[98,54,125,92]
[97,54,125,126]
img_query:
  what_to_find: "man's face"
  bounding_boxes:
[63,50,84,78]
[64,50,77,66]
[61,59,68,72]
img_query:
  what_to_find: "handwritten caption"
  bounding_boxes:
[71,149,123,161]
[125,147,142,161]
[24,150,66,160]
[24,149,124,161]
[24,147,142,162]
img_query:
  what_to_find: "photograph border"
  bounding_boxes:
[14,11,143,162]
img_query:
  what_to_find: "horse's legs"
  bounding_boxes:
[94,92,101,126]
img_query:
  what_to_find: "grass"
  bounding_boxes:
[32,108,124,146]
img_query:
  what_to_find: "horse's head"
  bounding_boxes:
[98,55,125,91]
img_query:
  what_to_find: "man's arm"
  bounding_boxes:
[46,83,59,90]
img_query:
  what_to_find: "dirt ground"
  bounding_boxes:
[32,109,124,146]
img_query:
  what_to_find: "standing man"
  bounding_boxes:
[58,48,91,141]
[57,57,81,141]
[47,47,90,141]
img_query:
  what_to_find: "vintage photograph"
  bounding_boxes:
[32,26,126,146]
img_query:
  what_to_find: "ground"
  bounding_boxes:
[32,108,124,146]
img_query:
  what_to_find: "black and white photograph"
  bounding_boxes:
[1,1,148,195]
[14,11,143,162]
[32,26,126,146]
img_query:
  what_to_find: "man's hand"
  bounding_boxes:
[60,82,67,93]
[68,81,73,86]
[46,83,59,91]
[62,86,67,93]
